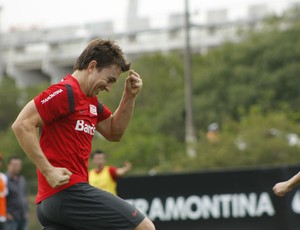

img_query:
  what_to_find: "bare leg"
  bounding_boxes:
[134,217,155,230]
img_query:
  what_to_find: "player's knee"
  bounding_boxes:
[135,217,155,230]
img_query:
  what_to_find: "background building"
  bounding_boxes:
[0,1,295,87]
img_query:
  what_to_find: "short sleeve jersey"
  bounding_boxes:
[34,74,112,203]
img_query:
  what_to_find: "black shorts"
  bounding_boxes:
[36,183,145,230]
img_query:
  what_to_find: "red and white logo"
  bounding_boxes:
[90,105,97,115]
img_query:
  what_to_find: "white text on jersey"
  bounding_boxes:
[41,89,63,104]
[75,120,95,135]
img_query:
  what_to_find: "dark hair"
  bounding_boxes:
[90,149,106,159]
[73,39,131,72]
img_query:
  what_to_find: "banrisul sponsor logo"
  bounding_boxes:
[75,120,95,135]
[41,89,63,104]
[126,192,275,221]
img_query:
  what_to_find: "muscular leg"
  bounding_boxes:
[134,217,155,230]
[38,184,147,230]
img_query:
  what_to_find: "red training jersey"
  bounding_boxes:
[34,74,112,203]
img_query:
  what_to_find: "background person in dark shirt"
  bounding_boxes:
[5,156,28,230]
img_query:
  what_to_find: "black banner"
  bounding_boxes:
[118,165,300,230]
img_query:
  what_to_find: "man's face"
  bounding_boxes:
[92,153,106,169]
[87,64,121,97]
[8,159,22,175]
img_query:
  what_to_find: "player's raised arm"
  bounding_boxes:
[96,69,143,141]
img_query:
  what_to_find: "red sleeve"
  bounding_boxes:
[109,166,118,181]
[34,84,71,123]
[97,102,112,123]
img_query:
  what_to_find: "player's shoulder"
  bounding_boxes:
[52,75,82,100]
[56,75,78,90]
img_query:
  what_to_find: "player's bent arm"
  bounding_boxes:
[12,100,72,187]
[96,70,142,141]
[96,92,136,141]
[273,172,300,196]
[286,172,300,189]
[12,100,52,172]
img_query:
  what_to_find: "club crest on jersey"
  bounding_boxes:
[75,120,95,135]
[90,105,97,115]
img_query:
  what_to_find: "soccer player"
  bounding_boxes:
[89,149,132,195]
[12,39,155,230]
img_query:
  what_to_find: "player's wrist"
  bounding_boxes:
[40,165,55,176]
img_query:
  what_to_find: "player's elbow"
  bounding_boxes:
[107,134,123,142]
[98,126,125,142]
[109,139,121,142]
[12,118,35,138]
[105,131,125,142]
[11,119,23,136]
